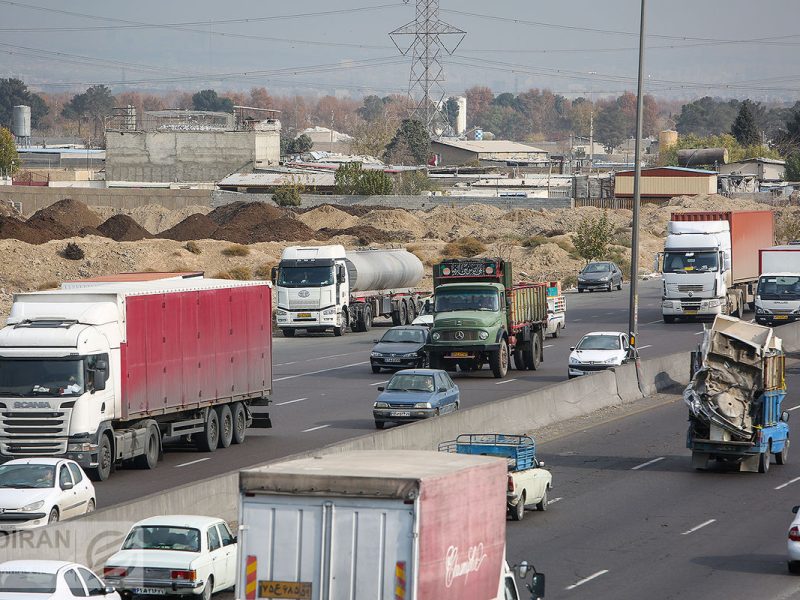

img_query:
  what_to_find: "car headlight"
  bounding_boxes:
[603,357,621,364]
[371,352,384,357]
[402,353,418,358]
[374,402,388,408]
[578,276,585,282]
[432,332,441,341]
[478,331,489,340]
[661,300,672,308]
[759,307,772,314]
[19,500,45,512]
[322,308,336,316]
[413,402,432,409]
[599,276,609,281]
[569,356,581,365]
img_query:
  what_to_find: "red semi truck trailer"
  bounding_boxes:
[0,276,273,481]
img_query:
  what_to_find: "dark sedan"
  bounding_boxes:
[577,261,623,293]
[370,326,430,373]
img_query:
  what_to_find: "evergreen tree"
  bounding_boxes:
[385,119,430,165]
[731,101,761,146]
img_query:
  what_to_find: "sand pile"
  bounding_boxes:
[298,205,359,230]
[97,214,153,242]
[158,214,219,241]
[26,199,102,240]
[357,209,426,238]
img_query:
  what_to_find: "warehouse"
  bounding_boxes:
[718,157,786,183]
[614,166,717,202]
[430,139,548,166]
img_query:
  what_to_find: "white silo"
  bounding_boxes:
[456,96,467,135]
[12,105,31,138]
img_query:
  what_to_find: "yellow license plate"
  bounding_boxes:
[259,581,312,599]
[684,310,698,315]
[450,351,471,358]
[775,315,789,320]
[297,313,312,318]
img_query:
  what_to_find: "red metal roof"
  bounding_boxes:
[64,272,204,283]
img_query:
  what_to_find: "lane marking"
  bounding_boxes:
[274,351,364,368]
[775,476,800,490]
[274,361,297,367]
[276,397,308,406]
[682,519,716,535]
[175,458,211,468]
[302,424,330,433]
[547,497,563,505]
[573,319,582,322]
[370,380,390,387]
[637,344,652,350]
[565,570,609,590]
[787,405,800,412]
[274,362,369,382]
[631,456,665,470]
[646,319,662,324]
[495,378,518,385]
[543,344,554,348]
[694,331,705,335]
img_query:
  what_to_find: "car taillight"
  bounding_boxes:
[171,570,197,581]
[103,566,128,578]
[789,526,800,542]
[507,475,515,493]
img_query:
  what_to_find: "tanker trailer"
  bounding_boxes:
[273,244,425,337]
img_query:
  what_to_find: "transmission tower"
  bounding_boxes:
[390,0,465,136]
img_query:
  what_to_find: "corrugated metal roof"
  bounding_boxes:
[432,139,547,154]
[728,157,786,166]
[218,171,336,187]
[616,166,717,176]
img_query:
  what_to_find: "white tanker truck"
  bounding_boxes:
[273,245,425,337]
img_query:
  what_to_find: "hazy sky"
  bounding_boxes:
[2,0,799,102]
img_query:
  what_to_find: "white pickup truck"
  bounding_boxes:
[545,295,566,338]
[439,433,553,522]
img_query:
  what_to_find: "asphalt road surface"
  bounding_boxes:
[94,278,713,508]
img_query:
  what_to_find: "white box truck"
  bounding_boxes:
[755,244,800,325]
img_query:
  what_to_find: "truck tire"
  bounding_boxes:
[776,442,789,465]
[232,402,247,445]
[513,346,527,371]
[282,328,296,338]
[490,340,509,378]
[197,409,220,452]
[362,306,372,332]
[536,490,548,511]
[399,301,409,325]
[333,308,348,337]
[407,300,417,322]
[525,333,542,371]
[216,405,234,449]
[88,434,113,482]
[510,492,525,521]
[134,425,160,470]
[758,449,770,473]
[429,353,442,370]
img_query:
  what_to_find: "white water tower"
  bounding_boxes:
[456,96,467,136]
[12,105,31,141]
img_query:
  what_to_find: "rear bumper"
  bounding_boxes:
[104,576,204,595]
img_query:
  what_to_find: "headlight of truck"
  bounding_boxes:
[322,308,336,316]
[478,331,488,340]
[374,402,389,408]
[276,309,287,316]
[19,500,44,512]
[432,332,441,341]
[413,402,432,409]
[661,300,672,308]
[67,442,97,452]
[707,299,722,308]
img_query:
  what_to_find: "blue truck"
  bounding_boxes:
[685,315,789,473]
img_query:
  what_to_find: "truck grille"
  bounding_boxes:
[0,410,70,456]
[681,301,702,310]
[678,284,704,292]
[436,330,481,341]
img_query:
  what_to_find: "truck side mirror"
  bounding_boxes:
[653,253,661,273]
[781,411,790,423]
[337,265,346,283]
[271,266,278,283]
[516,561,530,578]
[528,573,545,599]
[91,360,107,391]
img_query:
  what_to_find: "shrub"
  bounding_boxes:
[36,281,59,291]
[273,186,301,207]
[522,235,549,249]
[61,242,84,260]
[562,274,578,289]
[222,244,250,257]
[254,262,276,280]
[213,271,233,279]
[184,241,201,254]
[228,266,253,280]
[573,212,615,263]
[442,236,487,258]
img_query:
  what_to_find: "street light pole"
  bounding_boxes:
[629,0,647,351]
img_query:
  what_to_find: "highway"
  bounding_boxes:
[506,360,800,600]
[96,278,708,507]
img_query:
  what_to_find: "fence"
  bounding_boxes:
[573,197,666,210]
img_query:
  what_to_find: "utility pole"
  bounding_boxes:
[588,71,597,174]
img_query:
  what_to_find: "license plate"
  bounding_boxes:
[297,313,312,318]
[384,358,401,363]
[775,315,789,320]
[133,588,167,596]
[390,411,411,417]
[259,581,312,599]
[450,351,471,358]
[684,310,698,315]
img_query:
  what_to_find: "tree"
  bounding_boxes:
[349,117,397,157]
[675,97,740,137]
[191,89,234,112]
[573,212,615,263]
[0,127,19,175]
[444,97,460,131]
[786,153,800,182]
[61,85,115,142]
[595,105,627,151]
[385,119,430,165]
[293,134,313,153]
[777,105,800,155]
[357,95,386,122]
[0,78,49,130]
[731,101,761,146]
[334,162,393,195]
[464,86,494,127]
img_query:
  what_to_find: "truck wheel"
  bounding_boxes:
[232,402,247,445]
[663,315,676,324]
[400,301,409,325]
[525,334,542,371]
[362,306,372,332]
[490,340,509,378]
[88,434,113,482]
[282,328,295,338]
[391,306,402,326]
[134,425,160,470]
[429,353,442,370]
[333,308,348,337]
[776,442,789,465]
[536,490,548,511]
[510,492,525,521]
[197,409,220,452]
[216,405,234,449]
[513,346,527,371]
[407,300,417,322]
[758,450,770,473]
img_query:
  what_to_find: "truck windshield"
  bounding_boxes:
[435,289,499,312]
[278,266,334,287]
[758,275,800,300]
[0,358,84,397]
[663,251,718,273]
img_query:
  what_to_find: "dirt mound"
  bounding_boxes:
[158,214,219,241]
[320,225,410,244]
[0,200,21,218]
[297,205,359,230]
[357,209,426,237]
[207,201,285,226]
[209,201,315,243]
[97,214,154,242]
[27,199,102,240]
[78,226,106,238]
[0,216,47,244]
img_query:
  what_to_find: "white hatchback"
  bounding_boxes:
[0,560,120,599]
[0,458,96,532]
[568,331,636,379]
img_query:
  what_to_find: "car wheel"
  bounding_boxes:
[663,315,676,324]
[617,279,622,290]
[777,442,789,465]
[758,450,770,473]
[282,328,296,337]
[217,405,234,449]
[578,288,584,293]
[536,489,548,511]
[86,499,95,514]
[48,507,59,524]
[789,561,800,574]
[552,323,561,339]
[375,421,385,429]
[607,283,613,292]
[202,576,213,600]
[510,492,525,521]
[371,365,381,374]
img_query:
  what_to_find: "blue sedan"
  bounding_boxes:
[373,369,460,429]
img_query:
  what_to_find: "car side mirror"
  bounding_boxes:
[377,387,385,392]
[61,480,74,490]
[438,387,447,393]
[373,339,379,343]
[793,505,799,514]
[529,573,545,598]
[569,346,575,351]
[538,460,545,468]
[103,587,116,596]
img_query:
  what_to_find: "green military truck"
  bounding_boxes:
[427,258,548,378]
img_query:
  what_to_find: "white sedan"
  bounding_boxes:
[788,505,800,573]
[568,331,637,379]
[0,458,95,532]
[0,560,119,599]
[104,515,237,599]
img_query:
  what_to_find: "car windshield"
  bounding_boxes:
[278,266,334,287]
[663,251,718,273]
[0,464,56,489]
[582,263,611,273]
[758,276,800,300]
[122,526,201,552]
[0,358,84,398]
[386,374,435,392]
[0,571,57,593]
[380,329,426,344]
[577,335,621,350]
[435,289,499,312]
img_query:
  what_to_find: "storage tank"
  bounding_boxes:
[345,249,423,292]
[678,147,728,167]
[12,105,31,138]
[658,130,678,151]
[456,96,467,135]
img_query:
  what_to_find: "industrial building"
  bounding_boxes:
[105,108,281,184]
[614,166,717,202]
[430,139,548,167]
[718,157,786,183]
